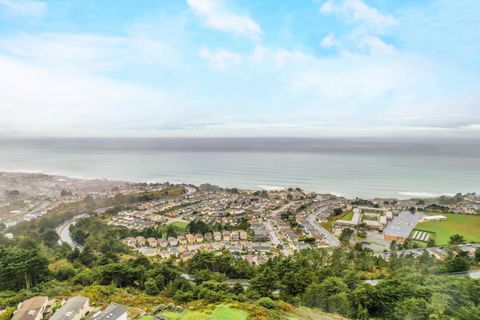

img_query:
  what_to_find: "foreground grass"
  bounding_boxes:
[415,213,480,245]
[157,304,246,320]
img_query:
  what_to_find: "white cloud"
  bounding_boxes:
[0,33,178,71]
[320,34,337,48]
[0,53,179,137]
[199,48,243,69]
[188,0,262,40]
[0,0,46,16]
[320,0,397,30]
[360,35,396,55]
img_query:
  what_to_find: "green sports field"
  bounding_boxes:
[415,213,480,245]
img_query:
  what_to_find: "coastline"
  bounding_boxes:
[0,170,470,201]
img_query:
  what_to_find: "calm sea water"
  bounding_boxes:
[0,138,479,199]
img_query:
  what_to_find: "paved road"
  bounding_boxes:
[56,186,197,250]
[268,202,297,247]
[56,213,89,250]
[307,207,341,247]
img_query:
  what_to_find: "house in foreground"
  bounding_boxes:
[88,303,127,320]
[12,296,49,320]
[50,296,90,320]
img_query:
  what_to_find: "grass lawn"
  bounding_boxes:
[339,210,354,221]
[362,215,377,222]
[210,305,247,320]
[320,221,333,233]
[167,221,188,230]
[415,213,480,245]
[157,305,247,320]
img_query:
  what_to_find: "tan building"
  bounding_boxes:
[12,297,49,320]
[186,233,196,244]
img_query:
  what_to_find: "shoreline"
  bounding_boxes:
[0,170,469,201]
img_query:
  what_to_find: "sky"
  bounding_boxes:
[0,0,479,138]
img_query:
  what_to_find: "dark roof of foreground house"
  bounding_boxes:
[88,303,127,320]
[50,296,89,320]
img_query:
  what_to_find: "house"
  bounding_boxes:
[12,296,49,320]
[195,233,204,243]
[50,297,90,320]
[159,250,171,259]
[178,245,188,254]
[252,226,269,242]
[222,230,231,242]
[177,235,187,245]
[123,237,136,248]
[213,231,222,241]
[158,238,169,248]
[204,232,213,242]
[239,230,248,241]
[135,236,146,246]
[186,233,196,244]
[147,237,158,247]
[168,237,178,247]
[88,303,127,320]
[231,231,239,241]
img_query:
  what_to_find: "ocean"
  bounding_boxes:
[0,138,479,199]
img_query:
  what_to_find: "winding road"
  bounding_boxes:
[55,213,89,250]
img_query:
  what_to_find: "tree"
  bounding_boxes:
[390,240,398,251]
[445,255,470,273]
[145,278,159,295]
[303,277,352,317]
[449,234,466,245]
[40,228,60,247]
[0,247,49,290]
[393,298,430,320]
[475,248,480,262]
[248,270,278,298]
[232,282,244,295]
[258,297,276,309]
[339,228,354,245]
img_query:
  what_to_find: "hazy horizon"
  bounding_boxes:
[1,137,479,198]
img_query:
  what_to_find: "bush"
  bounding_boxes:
[258,297,276,309]
[0,307,15,320]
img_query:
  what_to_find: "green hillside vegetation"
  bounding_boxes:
[2,215,480,320]
[415,213,480,245]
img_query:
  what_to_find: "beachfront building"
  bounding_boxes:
[383,211,423,243]
[420,215,447,222]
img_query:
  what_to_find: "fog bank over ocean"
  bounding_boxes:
[0,138,479,199]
